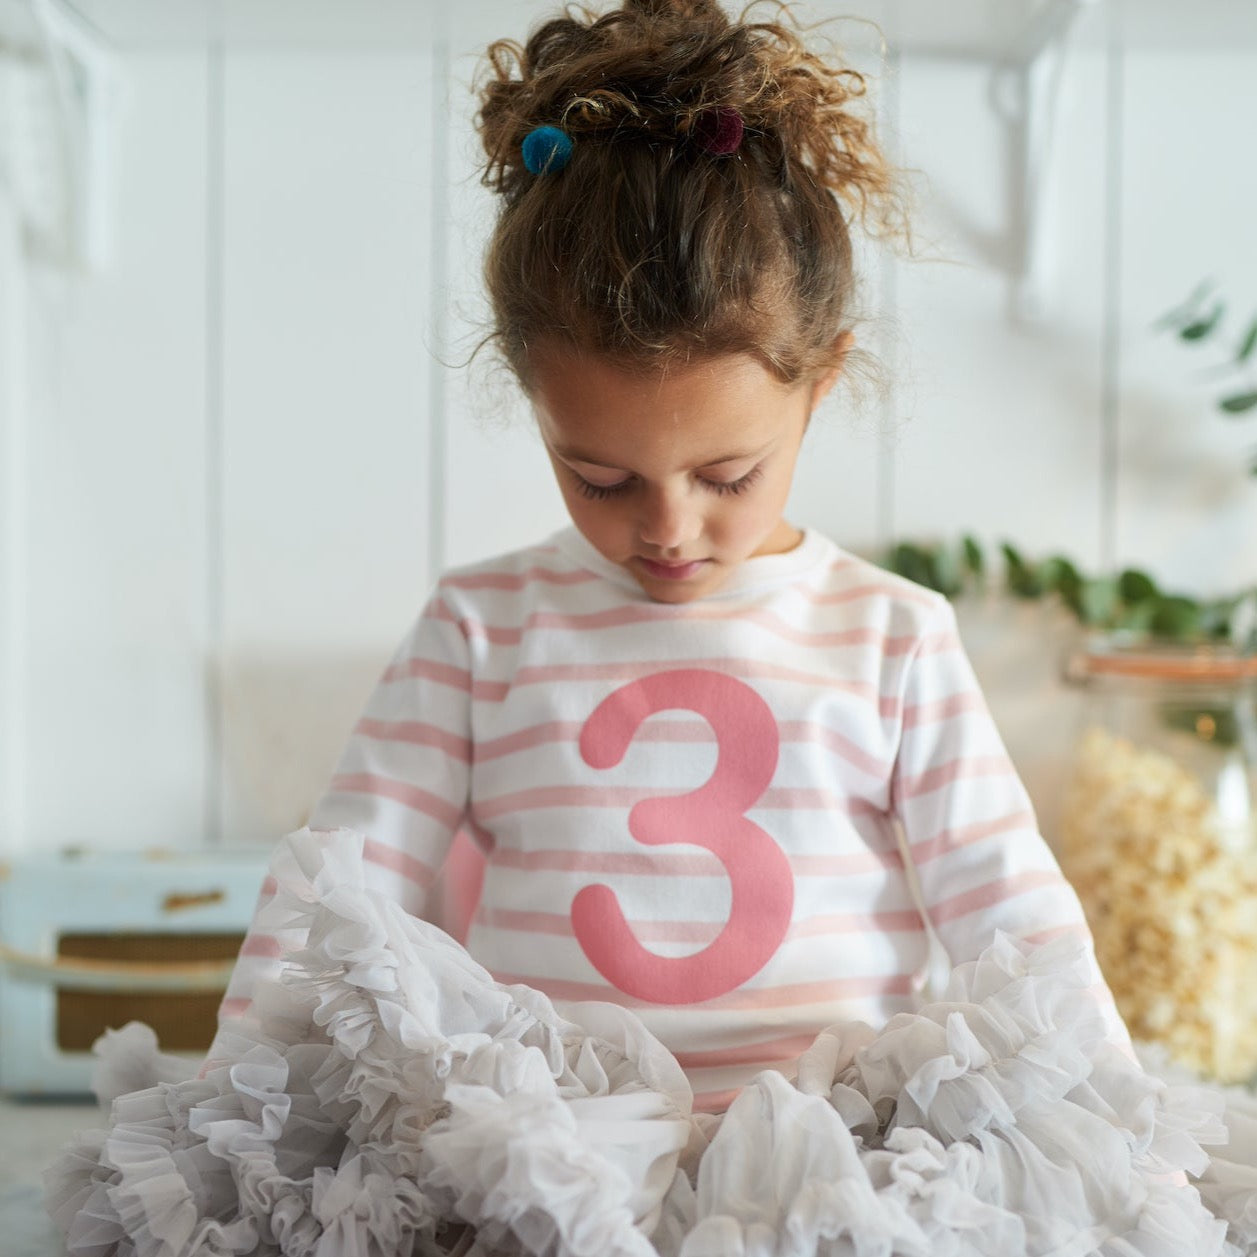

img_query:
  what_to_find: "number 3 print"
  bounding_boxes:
[572,669,793,1004]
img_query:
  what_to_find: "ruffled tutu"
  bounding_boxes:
[44,829,1257,1257]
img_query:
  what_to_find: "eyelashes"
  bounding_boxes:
[573,465,765,502]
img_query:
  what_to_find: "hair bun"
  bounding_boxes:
[693,106,743,156]
[475,0,909,391]
[625,0,724,18]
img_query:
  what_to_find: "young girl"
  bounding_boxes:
[215,0,1121,1113]
[50,2,1242,1253]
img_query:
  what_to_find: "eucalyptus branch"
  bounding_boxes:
[1157,280,1257,472]
[882,535,1257,651]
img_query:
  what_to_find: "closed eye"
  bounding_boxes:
[572,464,764,501]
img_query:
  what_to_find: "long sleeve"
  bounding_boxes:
[890,599,1132,1045]
[213,587,473,1030]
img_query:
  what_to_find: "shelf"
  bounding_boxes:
[0,0,117,270]
[2,0,1255,54]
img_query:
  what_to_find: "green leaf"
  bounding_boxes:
[961,534,985,580]
[1236,315,1257,364]
[1039,556,1082,604]
[1078,578,1118,626]
[1117,568,1158,603]
[889,543,935,590]
[1152,278,1215,332]
[1198,598,1234,639]
[1059,580,1084,617]
[1149,596,1202,639]
[1180,301,1225,341]
[1114,600,1157,632]
[933,544,962,597]
[1220,391,1257,414]
[1001,543,1041,599]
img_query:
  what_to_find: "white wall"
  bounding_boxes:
[2,0,1255,856]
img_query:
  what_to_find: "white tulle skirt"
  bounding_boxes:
[44,830,1257,1257]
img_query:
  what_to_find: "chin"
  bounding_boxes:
[635,568,727,604]
[641,584,698,604]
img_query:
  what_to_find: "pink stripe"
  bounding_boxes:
[476,721,588,761]
[441,566,599,591]
[897,755,1014,798]
[693,1087,744,1114]
[454,604,924,655]
[797,909,923,935]
[219,997,251,1018]
[486,847,901,877]
[428,598,458,625]
[792,849,903,875]
[910,809,1037,865]
[385,654,895,711]
[477,785,660,819]
[902,691,986,727]
[490,848,724,877]
[436,599,525,646]
[509,657,879,699]
[475,907,922,943]
[466,818,497,853]
[496,971,914,1010]
[356,718,472,762]
[239,934,282,958]
[1021,922,1088,946]
[379,656,510,702]
[382,658,473,692]
[473,717,890,778]
[917,631,961,655]
[477,906,706,942]
[261,875,278,896]
[805,579,936,609]
[362,836,439,890]
[783,721,891,778]
[673,1033,818,1071]
[329,772,464,832]
[475,783,881,820]
[930,870,1067,925]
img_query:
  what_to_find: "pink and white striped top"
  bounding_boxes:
[220,526,1112,1111]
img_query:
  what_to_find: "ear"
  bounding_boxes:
[807,330,855,412]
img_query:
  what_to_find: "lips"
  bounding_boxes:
[638,557,708,581]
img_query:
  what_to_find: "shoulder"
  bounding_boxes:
[435,537,586,594]
[427,533,611,630]
[807,534,954,641]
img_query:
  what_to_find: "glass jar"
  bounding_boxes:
[1059,637,1257,1084]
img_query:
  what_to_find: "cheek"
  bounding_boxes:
[715,487,785,542]
[562,490,628,548]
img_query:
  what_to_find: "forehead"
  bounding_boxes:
[528,347,805,465]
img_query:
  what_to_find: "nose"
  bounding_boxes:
[637,484,701,553]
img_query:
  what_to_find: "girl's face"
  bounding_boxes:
[529,345,844,603]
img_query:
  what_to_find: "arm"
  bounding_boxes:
[890,598,1133,1048]
[211,587,474,1039]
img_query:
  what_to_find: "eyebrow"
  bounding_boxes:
[552,442,768,470]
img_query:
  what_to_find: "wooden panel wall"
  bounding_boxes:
[2,2,1255,857]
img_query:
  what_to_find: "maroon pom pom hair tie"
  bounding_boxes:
[693,106,744,157]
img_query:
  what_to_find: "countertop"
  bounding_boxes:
[0,1097,101,1257]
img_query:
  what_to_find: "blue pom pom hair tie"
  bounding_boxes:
[521,125,574,175]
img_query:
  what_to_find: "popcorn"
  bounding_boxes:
[1060,726,1257,1083]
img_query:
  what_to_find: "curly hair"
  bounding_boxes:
[475,0,908,389]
